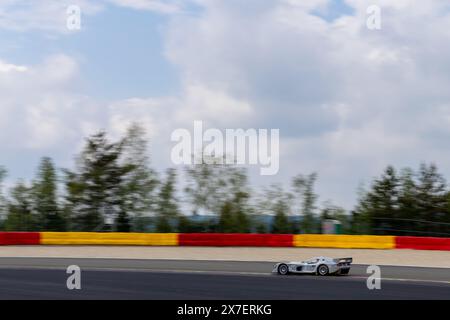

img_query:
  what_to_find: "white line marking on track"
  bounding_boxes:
[349,276,450,285]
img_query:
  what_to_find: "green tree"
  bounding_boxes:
[64,131,131,231]
[397,168,419,220]
[217,200,251,233]
[217,201,251,233]
[184,154,229,216]
[177,215,193,233]
[271,210,290,234]
[184,153,252,232]
[258,184,293,233]
[116,210,130,232]
[119,123,159,231]
[0,167,6,223]
[355,166,399,234]
[292,173,318,233]
[416,163,447,226]
[216,166,251,233]
[155,168,179,232]
[350,183,372,234]
[5,181,36,231]
[255,222,267,234]
[234,191,251,233]
[353,164,450,235]
[217,201,235,232]
[31,157,65,231]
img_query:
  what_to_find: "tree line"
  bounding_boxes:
[0,124,449,236]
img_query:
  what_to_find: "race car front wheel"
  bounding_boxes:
[277,264,289,275]
[317,265,329,276]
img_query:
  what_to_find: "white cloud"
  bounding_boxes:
[0,0,102,33]
[0,54,96,150]
[0,60,27,73]
[162,0,450,207]
[175,85,253,126]
[3,1,450,209]
[107,96,179,140]
[106,0,182,14]
[0,0,185,33]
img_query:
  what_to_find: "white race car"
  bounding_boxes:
[273,256,352,276]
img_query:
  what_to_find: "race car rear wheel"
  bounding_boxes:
[317,265,329,276]
[277,264,289,275]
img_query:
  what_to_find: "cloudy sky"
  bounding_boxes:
[1,0,450,210]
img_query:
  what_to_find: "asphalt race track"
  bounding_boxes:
[0,258,448,299]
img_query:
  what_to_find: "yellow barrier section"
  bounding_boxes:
[40,232,178,246]
[293,234,395,249]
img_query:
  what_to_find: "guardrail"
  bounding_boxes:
[0,232,448,250]
[179,233,293,247]
[0,232,40,245]
[40,232,178,246]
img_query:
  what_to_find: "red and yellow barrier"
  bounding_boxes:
[395,236,450,251]
[0,232,40,245]
[0,232,448,250]
[179,233,293,247]
[40,232,178,246]
[293,234,395,249]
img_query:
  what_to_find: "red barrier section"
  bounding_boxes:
[0,232,40,245]
[179,233,294,247]
[395,236,450,251]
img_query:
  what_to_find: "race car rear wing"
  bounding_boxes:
[334,257,353,265]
